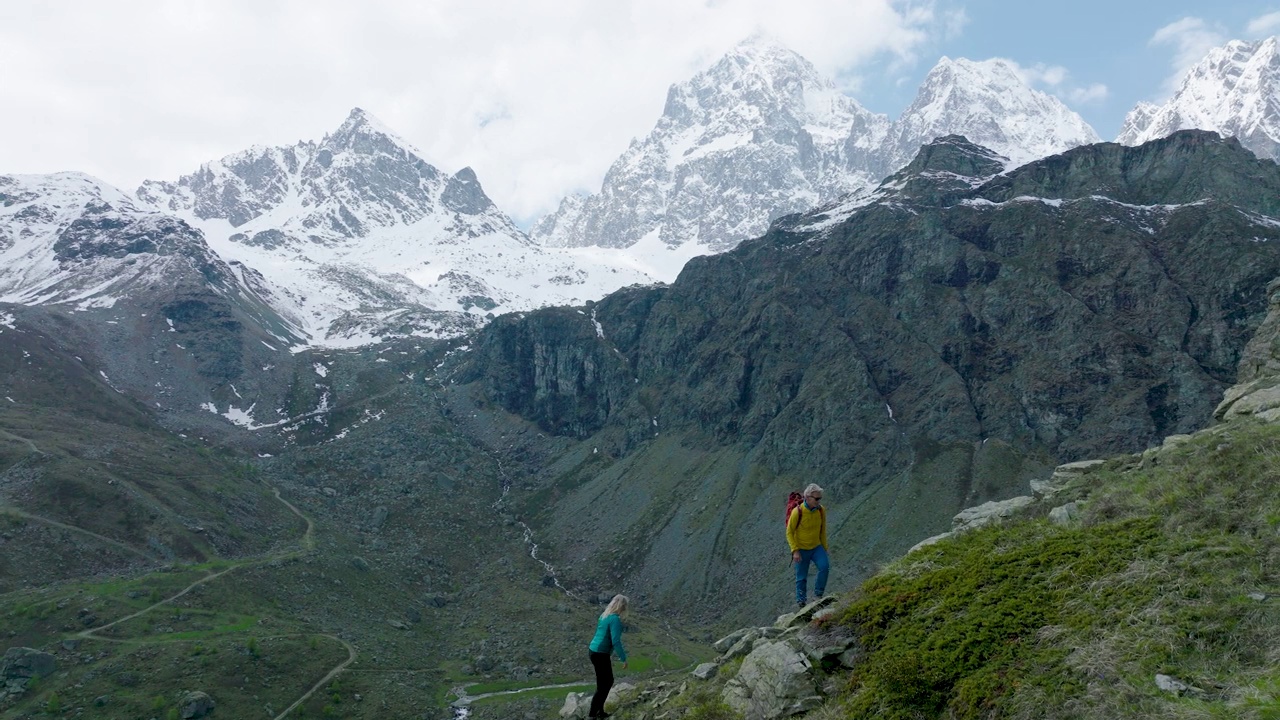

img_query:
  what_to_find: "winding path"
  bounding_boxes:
[271,634,358,720]
[0,428,45,456]
[0,507,160,562]
[75,564,241,640]
[55,480,359,718]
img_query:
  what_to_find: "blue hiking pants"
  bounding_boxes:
[794,545,829,605]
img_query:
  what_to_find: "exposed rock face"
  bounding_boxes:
[722,640,819,720]
[533,41,1098,256]
[952,496,1036,531]
[1118,36,1280,161]
[465,305,639,438]
[467,131,1280,623]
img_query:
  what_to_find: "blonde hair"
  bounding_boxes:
[600,593,629,619]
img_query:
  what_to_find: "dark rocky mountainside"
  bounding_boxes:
[0,306,300,592]
[460,130,1280,624]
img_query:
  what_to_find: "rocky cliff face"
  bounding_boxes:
[1118,36,1280,161]
[533,40,1098,260]
[464,131,1280,624]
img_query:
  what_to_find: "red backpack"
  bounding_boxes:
[785,491,804,527]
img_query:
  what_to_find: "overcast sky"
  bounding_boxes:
[1,1,1278,226]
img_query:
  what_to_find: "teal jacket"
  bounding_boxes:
[588,613,627,662]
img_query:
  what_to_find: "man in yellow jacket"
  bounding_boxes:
[786,483,829,607]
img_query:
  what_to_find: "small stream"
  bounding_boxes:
[450,680,591,716]
[491,453,580,600]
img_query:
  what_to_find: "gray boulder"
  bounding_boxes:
[713,627,754,653]
[692,662,719,680]
[180,690,215,718]
[1,647,56,681]
[603,682,638,712]
[366,505,389,531]
[559,691,591,718]
[722,640,817,720]
[952,496,1036,531]
[722,628,765,661]
[1048,502,1079,526]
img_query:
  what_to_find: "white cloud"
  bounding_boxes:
[1149,17,1228,95]
[1013,63,1070,87]
[1246,11,1280,37]
[1003,59,1106,106]
[1067,83,1109,104]
[0,0,946,225]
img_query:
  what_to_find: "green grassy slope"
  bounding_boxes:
[825,420,1279,720]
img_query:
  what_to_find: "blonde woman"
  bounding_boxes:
[586,594,628,719]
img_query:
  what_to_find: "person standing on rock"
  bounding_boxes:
[587,593,628,719]
[787,483,829,607]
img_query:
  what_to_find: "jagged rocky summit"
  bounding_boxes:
[533,36,886,254]
[1118,35,1280,161]
[533,37,1098,261]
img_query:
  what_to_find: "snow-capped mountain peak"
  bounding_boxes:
[878,56,1101,175]
[532,40,1099,262]
[138,106,476,244]
[1117,36,1280,161]
[326,106,422,155]
[135,110,655,347]
[533,36,888,254]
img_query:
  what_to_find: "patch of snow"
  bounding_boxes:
[0,313,15,329]
[314,362,329,378]
[221,404,258,429]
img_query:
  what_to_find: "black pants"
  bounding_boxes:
[588,650,613,717]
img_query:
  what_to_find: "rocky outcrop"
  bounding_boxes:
[592,597,848,720]
[0,648,56,700]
